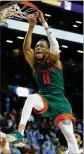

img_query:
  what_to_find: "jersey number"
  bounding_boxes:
[43,73,50,84]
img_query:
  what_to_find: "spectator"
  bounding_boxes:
[55,145,65,154]
[0,109,83,154]
[74,130,83,154]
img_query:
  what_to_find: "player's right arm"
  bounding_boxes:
[39,11,62,67]
[23,18,37,68]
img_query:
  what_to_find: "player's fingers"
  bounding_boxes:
[28,16,37,21]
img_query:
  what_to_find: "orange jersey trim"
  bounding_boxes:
[54,64,62,70]
[33,93,48,114]
[54,113,76,126]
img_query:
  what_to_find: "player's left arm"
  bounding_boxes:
[39,11,61,66]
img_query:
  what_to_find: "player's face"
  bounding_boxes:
[34,41,49,60]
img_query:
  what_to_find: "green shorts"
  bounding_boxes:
[34,92,76,126]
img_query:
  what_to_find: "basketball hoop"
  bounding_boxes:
[0,1,40,24]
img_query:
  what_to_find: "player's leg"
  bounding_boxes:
[7,93,48,143]
[18,93,47,135]
[58,120,80,154]
[52,94,80,154]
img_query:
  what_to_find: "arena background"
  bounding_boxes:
[0,1,83,154]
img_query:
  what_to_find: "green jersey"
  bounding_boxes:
[33,60,75,124]
[34,60,64,94]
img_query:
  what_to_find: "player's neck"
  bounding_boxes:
[35,56,49,64]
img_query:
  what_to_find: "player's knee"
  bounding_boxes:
[30,94,39,101]
[27,94,40,104]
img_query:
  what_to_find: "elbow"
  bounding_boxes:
[50,44,60,53]
[53,42,59,50]
[23,49,28,59]
[50,39,59,50]
[24,51,28,62]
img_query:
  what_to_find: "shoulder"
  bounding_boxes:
[54,60,63,70]
[48,52,63,69]
[49,52,60,61]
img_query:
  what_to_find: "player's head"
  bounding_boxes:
[34,39,50,60]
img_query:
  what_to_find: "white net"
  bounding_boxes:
[0,3,38,23]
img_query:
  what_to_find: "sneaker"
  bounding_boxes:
[6,130,24,144]
[14,141,26,147]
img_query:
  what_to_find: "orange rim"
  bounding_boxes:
[19,1,40,13]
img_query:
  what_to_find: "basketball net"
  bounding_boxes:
[0,2,39,24]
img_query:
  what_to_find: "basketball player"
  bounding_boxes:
[7,11,80,154]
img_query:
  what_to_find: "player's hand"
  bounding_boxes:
[39,11,45,24]
[28,18,37,28]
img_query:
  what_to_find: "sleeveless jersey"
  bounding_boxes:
[33,60,75,123]
[34,60,64,94]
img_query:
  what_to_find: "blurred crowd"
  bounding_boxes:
[0,108,83,154]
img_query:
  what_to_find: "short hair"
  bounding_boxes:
[38,39,50,48]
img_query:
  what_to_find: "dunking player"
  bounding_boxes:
[7,12,80,154]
